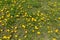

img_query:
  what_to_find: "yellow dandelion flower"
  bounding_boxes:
[7,13,10,17]
[40,13,44,16]
[22,25,26,28]
[18,5,21,7]
[22,0,26,3]
[37,31,41,35]
[28,5,32,8]
[32,30,35,32]
[35,26,39,30]
[2,23,5,26]
[40,17,45,21]
[32,18,36,21]
[24,12,28,16]
[25,31,27,33]
[0,29,3,32]
[37,13,40,16]
[48,31,51,33]
[52,38,57,40]
[15,35,18,38]
[14,30,17,33]
[58,17,60,20]
[0,20,2,22]
[6,29,10,32]
[4,18,8,22]
[48,30,53,33]
[18,39,21,40]
[10,16,13,18]
[6,11,9,13]
[16,15,19,17]
[55,29,59,33]
[24,35,27,38]
[53,4,56,7]
[15,27,17,29]
[13,0,16,3]
[1,9,3,12]
[3,36,7,39]
[7,37,10,39]
[11,30,14,33]
[7,35,11,39]
[1,16,4,19]
[0,39,2,40]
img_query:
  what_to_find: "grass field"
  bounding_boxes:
[0,0,60,40]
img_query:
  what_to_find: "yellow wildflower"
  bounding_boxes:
[0,39,2,40]
[55,29,59,33]
[0,29,3,32]
[4,18,8,22]
[40,13,44,16]
[11,30,14,33]
[13,0,16,3]
[22,0,26,3]
[6,11,9,13]
[18,39,21,40]
[48,30,53,33]
[6,29,10,32]
[28,5,32,8]
[25,30,27,33]
[52,38,57,40]
[35,26,39,30]
[32,30,35,32]
[58,17,60,20]
[15,26,17,29]
[1,16,4,19]
[7,13,10,17]
[40,17,45,21]
[7,35,11,39]
[37,31,41,35]
[3,36,7,39]
[0,20,2,22]
[32,18,36,21]
[14,30,17,33]
[37,13,40,16]
[1,9,3,12]
[48,31,51,33]
[22,25,26,28]
[24,35,27,38]
[24,12,28,16]
[10,16,13,18]
[2,23,5,26]
[16,15,19,17]
[15,35,18,38]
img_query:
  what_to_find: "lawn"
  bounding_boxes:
[0,0,60,40]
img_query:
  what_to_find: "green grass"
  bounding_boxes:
[0,0,60,40]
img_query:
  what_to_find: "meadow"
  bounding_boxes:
[0,0,60,40]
